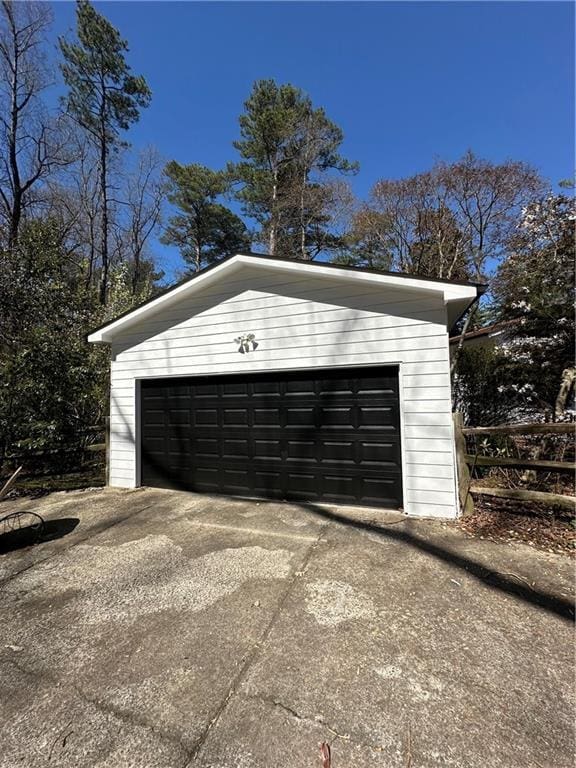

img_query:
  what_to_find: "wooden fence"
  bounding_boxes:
[453,414,575,514]
[2,425,107,474]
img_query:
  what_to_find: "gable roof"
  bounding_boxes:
[88,252,486,343]
[449,318,521,345]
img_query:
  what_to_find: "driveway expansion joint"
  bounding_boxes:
[182,521,331,767]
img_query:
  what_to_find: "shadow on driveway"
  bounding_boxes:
[295,501,575,623]
[0,517,80,555]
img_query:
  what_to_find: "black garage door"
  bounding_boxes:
[140,367,402,508]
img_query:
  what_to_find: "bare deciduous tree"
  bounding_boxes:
[0,1,69,247]
[115,147,163,292]
[438,150,545,279]
[357,152,545,283]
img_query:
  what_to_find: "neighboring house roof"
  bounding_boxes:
[449,318,522,346]
[89,251,486,343]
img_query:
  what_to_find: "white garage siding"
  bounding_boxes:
[107,265,459,518]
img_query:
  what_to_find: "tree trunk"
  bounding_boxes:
[98,96,109,305]
[98,149,109,305]
[299,159,308,260]
[132,246,142,293]
[299,114,312,260]
[453,412,474,516]
[555,367,575,420]
[522,367,576,483]
[85,213,96,289]
[450,298,480,376]
[269,167,278,255]
[299,191,306,259]
[7,37,21,248]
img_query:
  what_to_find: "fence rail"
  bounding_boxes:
[469,484,575,511]
[453,414,575,515]
[463,423,574,436]
[463,454,574,473]
[2,425,107,471]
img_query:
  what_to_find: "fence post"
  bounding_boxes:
[453,412,474,517]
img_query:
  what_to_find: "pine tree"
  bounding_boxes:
[59,0,151,303]
[230,79,357,259]
[161,162,251,272]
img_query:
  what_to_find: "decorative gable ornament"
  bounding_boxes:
[234,333,258,354]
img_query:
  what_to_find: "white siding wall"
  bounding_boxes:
[108,267,458,518]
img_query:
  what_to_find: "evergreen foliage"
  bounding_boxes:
[59,0,151,303]
[229,79,358,259]
[161,162,250,272]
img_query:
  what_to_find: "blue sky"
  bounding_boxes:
[49,1,575,278]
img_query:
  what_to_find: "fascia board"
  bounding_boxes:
[88,253,479,343]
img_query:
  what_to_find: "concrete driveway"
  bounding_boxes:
[0,488,573,768]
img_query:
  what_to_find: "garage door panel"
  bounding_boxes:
[194,408,218,426]
[286,472,320,497]
[169,436,192,452]
[321,474,356,501]
[192,465,219,486]
[222,438,250,458]
[285,380,315,396]
[141,367,402,507]
[222,408,249,426]
[362,476,402,505]
[359,440,400,466]
[358,406,396,428]
[253,439,282,460]
[254,408,280,426]
[318,378,354,395]
[222,381,249,397]
[191,438,218,458]
[319,406,354,428]
[254,471,284,497]
[166,384,191,398]
[143,408,165,426]
[321,440,355,463]
[222,468,253,494]
[286,407,316,426]
[252,383,280,398]
[356,377,397,396]
[192,382,219,398]
[168,409,190,425]
[286,439,316,461]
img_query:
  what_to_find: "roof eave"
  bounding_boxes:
[88,253,485,344]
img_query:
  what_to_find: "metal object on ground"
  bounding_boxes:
[0,466,45,548]
[0,510,45,546]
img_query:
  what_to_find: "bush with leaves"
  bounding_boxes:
[0,221,99,466]
[0,220,153,473]
[491,192,575,420]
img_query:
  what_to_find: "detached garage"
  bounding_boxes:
[88,253,483,518]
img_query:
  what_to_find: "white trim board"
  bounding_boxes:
[89,253,480,343]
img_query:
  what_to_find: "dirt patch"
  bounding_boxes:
[0,462,105,501]
[455,496,575,556]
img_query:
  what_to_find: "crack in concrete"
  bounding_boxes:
[248,692,390,754]
[76,687,192,756]
[180,521,330,767]
[0,652,192,758]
